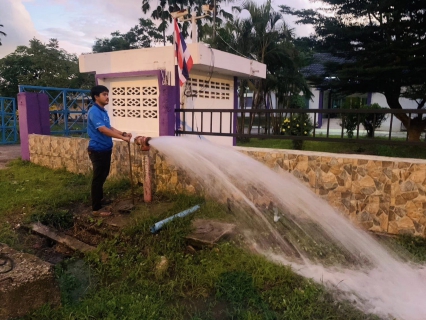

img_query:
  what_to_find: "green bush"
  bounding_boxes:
[340,103,388,138]
[281,114,314,150]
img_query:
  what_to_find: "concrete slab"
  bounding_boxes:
[0,144,21,169]
[185,219,236,248]
[0,243,61,319]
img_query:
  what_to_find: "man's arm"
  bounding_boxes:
[110,127,133,139]
[98,126,131,142]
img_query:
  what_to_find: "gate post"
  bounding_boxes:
[17,92,50,161]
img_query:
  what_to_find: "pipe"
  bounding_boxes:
[150,204,201,233]
[143,152,152,203]
[135,136,152,202]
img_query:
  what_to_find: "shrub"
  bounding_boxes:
[281,114,314,150]
[340,103,388,138]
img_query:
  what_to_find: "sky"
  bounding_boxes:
[0,0,316,59]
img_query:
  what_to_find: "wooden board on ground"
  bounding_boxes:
[30,222,96,253]
[185,219,236,248]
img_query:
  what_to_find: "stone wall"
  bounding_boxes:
[28,134,426,237]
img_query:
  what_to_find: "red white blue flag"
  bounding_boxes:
[174,19,193,86]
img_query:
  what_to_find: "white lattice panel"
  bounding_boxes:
[104,77,159,137]
[181,75,234,146]
[188,77,231,100]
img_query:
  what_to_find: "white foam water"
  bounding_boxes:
[150,136,426,320]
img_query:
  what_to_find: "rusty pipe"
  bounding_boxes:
[134,136,151,151]
[134,136,152,202]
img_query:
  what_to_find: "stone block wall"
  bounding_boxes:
[28,134,426,237]
[29,134,149,183]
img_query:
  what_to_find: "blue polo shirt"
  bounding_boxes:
[87,104,113,151]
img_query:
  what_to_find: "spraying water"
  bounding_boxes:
[150,136,426,320]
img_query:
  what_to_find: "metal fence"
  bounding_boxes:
[176,108,426,146]
[19,85,93,137]
[0,97,18,144]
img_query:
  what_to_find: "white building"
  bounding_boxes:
[79,43,266,146]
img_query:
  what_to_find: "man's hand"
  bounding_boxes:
[122,136,131,143]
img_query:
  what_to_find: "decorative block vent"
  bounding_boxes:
[143,110,158,118]
[111,85,158,118]
[187,77,231,100]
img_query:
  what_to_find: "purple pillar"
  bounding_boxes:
[233,77,238,146]
[158,73,175,136]
[367,92,372,106]
[317,90,324,128]
[174,66,181,135]
[17,92,51,161]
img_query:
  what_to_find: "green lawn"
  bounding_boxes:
[237,138,426,159]
[0,161,424,319]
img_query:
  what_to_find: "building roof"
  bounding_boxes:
[301,53,347,77]
[79,43,266,86]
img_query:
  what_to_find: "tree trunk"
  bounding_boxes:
[384,91,425,142]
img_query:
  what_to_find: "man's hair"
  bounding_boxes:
[91,85,109,102]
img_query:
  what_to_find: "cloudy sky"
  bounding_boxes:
[0,0,316,59]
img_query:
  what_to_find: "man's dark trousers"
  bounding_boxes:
[88,149,112,211]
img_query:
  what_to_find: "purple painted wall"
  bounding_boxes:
[174,66,181,135]
[317,90,324,128]
[233,77,238,146]
[95,70,176,136]
[18,92,51,161]
[367,92,372,106]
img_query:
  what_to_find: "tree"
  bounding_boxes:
[204,0,311,137]
[282,0,426,141]
[0,24,6,46]
[141,0,237,44]
[0,38,94,97]
[93,18,164,53]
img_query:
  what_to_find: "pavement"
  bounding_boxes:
[0,144,21,169]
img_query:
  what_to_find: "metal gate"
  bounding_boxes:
[0,97,18,144]
[19,85,92,137]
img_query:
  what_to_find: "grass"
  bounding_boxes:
[0,159,129,244]
[25,202,381,320]
[0,161,378,320]
[1,161,425,319]
[237,138,426,159]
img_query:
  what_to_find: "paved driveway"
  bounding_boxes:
[0,145,21,169]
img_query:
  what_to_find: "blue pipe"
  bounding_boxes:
[150,204,201,233]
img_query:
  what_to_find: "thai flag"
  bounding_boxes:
[174,19,193,86]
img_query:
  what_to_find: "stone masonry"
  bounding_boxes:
[28,134,426,237]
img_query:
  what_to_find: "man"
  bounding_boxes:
[88,85,132,216]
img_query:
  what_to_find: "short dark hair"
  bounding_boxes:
[91,85,109,102]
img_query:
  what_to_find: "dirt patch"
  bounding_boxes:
[0,145,21,169]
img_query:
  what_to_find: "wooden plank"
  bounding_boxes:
[30,222,96,253]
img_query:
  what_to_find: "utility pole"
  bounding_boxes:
[212,0,216,43]
[171,6,215,44]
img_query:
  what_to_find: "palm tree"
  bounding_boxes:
[141,0,237,44]
[0,24,6,46]
[206,0,311,136]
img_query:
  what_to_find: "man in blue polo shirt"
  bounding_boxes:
[88,85,132,216]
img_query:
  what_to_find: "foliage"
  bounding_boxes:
[281,0,426,141]
[0,23,6,46]
[340,103,388,138]
[0,38,94,97]
[92,18,164,53]
[141,0,237,44]
[281,114,314,149]
[204,0,312,139]
[360,103,388,138]
[396,234,426,262]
